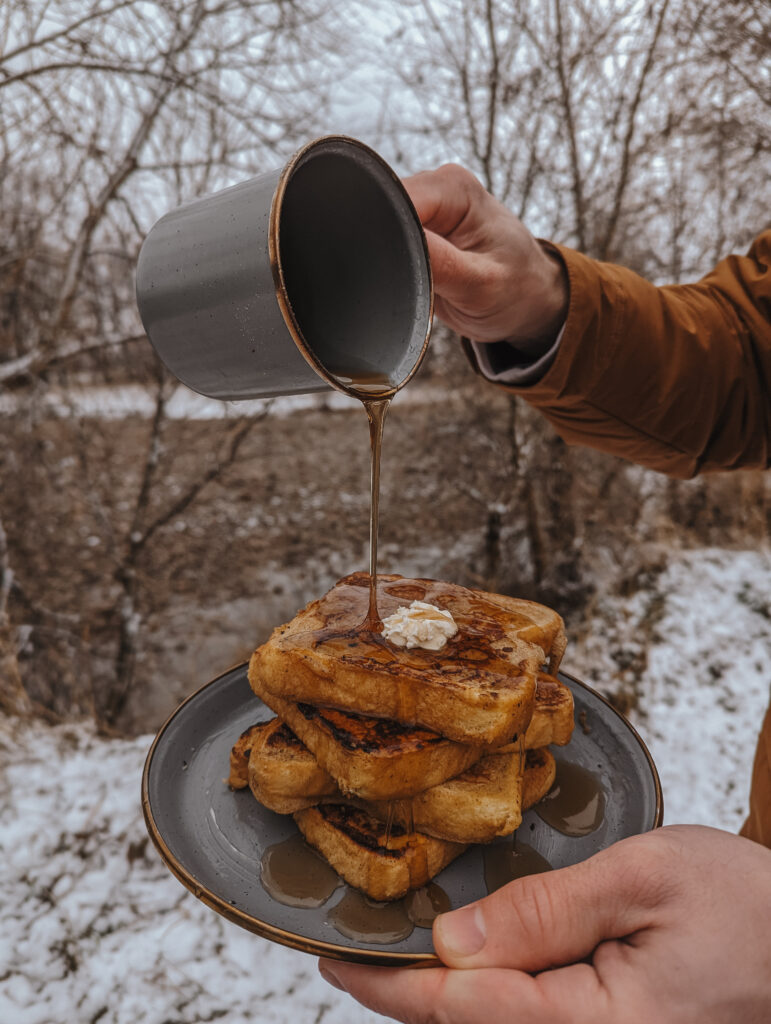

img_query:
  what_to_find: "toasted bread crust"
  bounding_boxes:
[246,719,337,814]
[522,747,557,809]
[368,749,524,844]
[523,674,574,748]
[251,573,560,744]
[250,678,485,801]
[294,805,466,901]
[236,720,560,844]
[228,723,267,789]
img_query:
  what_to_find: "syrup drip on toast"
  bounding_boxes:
[363,396,390,630]
[384,800,396,846]
[329,370,393,632]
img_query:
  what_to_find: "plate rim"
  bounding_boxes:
[141,662,663,966]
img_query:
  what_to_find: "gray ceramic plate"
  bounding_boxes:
[142,664,662,966]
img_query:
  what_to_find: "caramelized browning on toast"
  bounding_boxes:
[318,804,410,855]
[245,718,338,814]
[295,703,445,754]
[251,680,486,801]
[291,671,573,759]
[524,674,574,748]
[522,747,557,810]
[294,804,466,901]
[228,723,267,789]
[266,721,306,750]
[233,716,562,844]
[251,573,565,744]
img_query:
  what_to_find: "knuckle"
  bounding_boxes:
[436,162,482,193]
[612,833,682,907]
[475,264,509,309]
[501,873,561,942]
[413,971,456,1024]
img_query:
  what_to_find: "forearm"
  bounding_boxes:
[470,236,771,478]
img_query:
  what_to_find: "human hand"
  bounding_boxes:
[319,825,771,1023]
[403,164,568,344]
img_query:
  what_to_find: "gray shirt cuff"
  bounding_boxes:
[470,324,565,386]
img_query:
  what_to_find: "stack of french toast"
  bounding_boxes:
[228,572,574,902]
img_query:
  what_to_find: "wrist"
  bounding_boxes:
[506,242,569,348]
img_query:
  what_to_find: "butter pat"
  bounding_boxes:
[381,600,458,651]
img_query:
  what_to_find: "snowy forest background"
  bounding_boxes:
[1,2,770,1022]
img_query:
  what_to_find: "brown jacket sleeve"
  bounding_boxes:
[466,233,771,846]
[477,230,771,479]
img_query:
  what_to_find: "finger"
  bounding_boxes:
[434,831,680,972]
[319,959,607,1024]
[402,164,483,239]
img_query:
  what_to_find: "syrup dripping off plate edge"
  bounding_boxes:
[141,663,663,966]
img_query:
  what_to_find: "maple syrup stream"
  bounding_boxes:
[363,396,390,629]
[259,371,606,940]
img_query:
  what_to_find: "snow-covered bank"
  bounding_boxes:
[1,546,769,1023]
[0,381,450,421]
[568,547,771,830]
[0,723,390,1024]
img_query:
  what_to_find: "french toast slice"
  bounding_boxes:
[293,804,466,901]
[251,573,566,745]
[235,719,558,842]
[231,673,572,806]
[524,674,574,748]
[250,682,485,801]
[366,748,524,843]
[238,719,338,812]
[228,723,264,789]
[522,747,557,810]
[369,746,556,844]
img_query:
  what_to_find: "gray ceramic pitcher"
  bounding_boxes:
[135,136,433,401]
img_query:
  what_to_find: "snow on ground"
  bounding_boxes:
[0,723,391,1024]
[1,546,769,1023]
[568,547,771,830]
[0,381,451,421]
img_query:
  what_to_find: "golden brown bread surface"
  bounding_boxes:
[250,681,485,800]
[251,573,566,745]
[227,723,265,789]
[233,668,571,811]
[368,749,523,844]
[293,804,466,901]
[524,674,574,748]
[243,719,338,813]
[236,716,561,843]
[231,673,571,797]
[522,747,557,810]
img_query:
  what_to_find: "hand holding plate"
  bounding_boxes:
[320,824,771,1022]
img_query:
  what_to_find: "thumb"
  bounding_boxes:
[434,831,678,972]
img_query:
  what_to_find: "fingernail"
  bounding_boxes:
[435,904,486,959]
[319,966,346,992]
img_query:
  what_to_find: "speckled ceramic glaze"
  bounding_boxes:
[135,136,433,402]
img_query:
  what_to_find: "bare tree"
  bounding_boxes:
[0,0,347,725]
[0,0,343,380]
[374,0,770,602]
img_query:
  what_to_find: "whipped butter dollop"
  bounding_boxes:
[380,600,458,650]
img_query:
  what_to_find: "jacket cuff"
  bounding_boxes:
[467,329,563,386]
